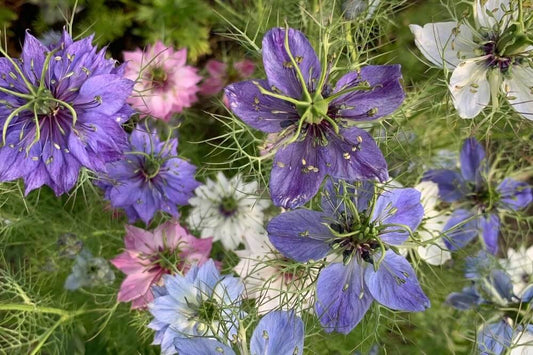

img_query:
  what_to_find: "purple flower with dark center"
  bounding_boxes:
[225,28,404,208]
[0,30,134,195]
[97,126,199,224]
[422,138,532,254]
[267,179,429,333]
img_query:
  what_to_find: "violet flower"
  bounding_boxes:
[97,126,199,224]
[423,138,532,254]
[0,30,134,195]
[225,28,404,208]
[111,221,213,309]
[267,179,429,333]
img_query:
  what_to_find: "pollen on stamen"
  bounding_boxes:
[301,158,306,166]
[343,152,350,160]
[277,161,285,168]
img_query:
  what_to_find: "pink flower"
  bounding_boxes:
[111,221,212,309]
[123,41,202,121]
[200,59,256,96]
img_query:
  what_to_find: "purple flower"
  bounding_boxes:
[225,28,404,208]
[97,126,199,224]
[423,138,532,254]
[0,30,134,195]
[267,179,429,333]
[173,310,305,355]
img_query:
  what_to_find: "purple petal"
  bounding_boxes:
[315,261,373,334]
[486,270,513,302]
[269,136,327,208]
[250,311,304,355]
[75,74,134,115]
[364,250,430,311]
[422,169,466,203]
[267,209,332,262]
[330,65,405,121]
[460,137,487,184]
[262,28,321,98]
[497,178,532,211]
[21,31,48,85]
[225,80,299,133]
[478,320,513,355]
[446,286,482,310]
[478,214,500,255]
[174,338,235,355]
[442,209,479,251]
[372,187,424,245]
[323,126,388,182]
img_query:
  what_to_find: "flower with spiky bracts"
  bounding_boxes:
[97,126,199,224]
[225,27,404,209]
[0,30,134,195]
[410,0,533,119]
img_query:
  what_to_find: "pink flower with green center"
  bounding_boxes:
[123,41,201,121]
[111,221,213,309]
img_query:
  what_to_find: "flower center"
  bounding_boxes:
[329,212,381,264]
[481,39,512,72]
[142,156,162,180]
[219,195,238,217]
[196,298,221,325]
[151,247,181,272]
[150,66,168,89]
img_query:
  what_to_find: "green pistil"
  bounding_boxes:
[143,157,162,180]
[154,248,181,271]
[219,195,238,217]
[197,298,221,324]
[150,66,167,88]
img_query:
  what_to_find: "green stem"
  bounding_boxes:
[283,24,312,102]
[252,81,306,106]
[0,86,34,100]
[2,101,34,145]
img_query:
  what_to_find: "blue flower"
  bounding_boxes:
[225,27,404,208]
[423,138,532,254]
[148,260,244,355]
[172,310,305,355]
[97,126,199,224]
[0,30,134,195]
[267,179,429,334]
[64,249,115,290]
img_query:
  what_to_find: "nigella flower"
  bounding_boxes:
[173,310,304,355]
[0,30,134,195]
[123,41,201,121]
[422,138,532,254]
[187,172,270,250]
[97,126,199,224]
[225,27,404,208]
[148,259,244,355]
[199,59,255,96]
[267,179,429,333]
[234,232,316,314]
[111,221,213,309]
[410,0,533,119]
[64,249,115,290]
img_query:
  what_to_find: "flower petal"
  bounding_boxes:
[329,65,404,121]
[449,58,491,118]
[460,137,487,184]
[323,126,389,182]
[422,169,466,203]
[409,22,475,68]
[315,261,373,334]
[442,209,479,251]
[503,65,533,120]
[262,28,322,98]
[225,79,299,133]
[250,311,304,355]
[474,0,512,29]
[497,178,533,211]
[372,188,424,246]
[478,213,500,255]
[174,338,235,355]
[117,270,158,304]
[267,209,332,262]
[364,250,430,311]
[446,286,482,310]
[269,136,327,208]
[478,320,513,355]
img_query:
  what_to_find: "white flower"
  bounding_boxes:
[500,245,533,295]
[187,172,270,250]
[409,0,533,119]
[414,181,452,265]
[234,232,315,314]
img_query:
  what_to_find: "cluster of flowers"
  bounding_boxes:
[0,0,532,353]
